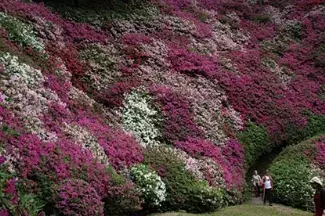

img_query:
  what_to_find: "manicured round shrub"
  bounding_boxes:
[55,179,104,216]
[269,138,321,209]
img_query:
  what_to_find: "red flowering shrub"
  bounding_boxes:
[56,179,104,216]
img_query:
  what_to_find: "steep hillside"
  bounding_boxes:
[0,0,324,215]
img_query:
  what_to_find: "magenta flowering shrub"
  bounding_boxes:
[56,179,104,216]
[0,209,9,216]
[3,178,19,205]
[150,85,204,142]
[76,116,144,169]
[168,44,219,79]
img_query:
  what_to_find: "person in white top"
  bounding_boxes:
[262,170,273,206]
[252,170,262,197]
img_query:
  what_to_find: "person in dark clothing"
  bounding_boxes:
[310,177,325,216]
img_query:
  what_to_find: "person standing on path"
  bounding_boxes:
[310,177,325,216]
[252,170,262,197]
[262,170,273,206]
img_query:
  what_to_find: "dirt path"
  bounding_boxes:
[251,196,264,205]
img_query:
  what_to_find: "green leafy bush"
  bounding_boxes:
[238,123,270,167]
[269,140,317,209]
[285,114,325,146]
[103,167,142,216]
[144,146,226,213]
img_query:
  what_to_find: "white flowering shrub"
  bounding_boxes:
[130,164,166,207]
[0,12,45,52]
[122,88,161,147]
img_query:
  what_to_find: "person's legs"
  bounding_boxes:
[254,184,258,197]
[257,184,260,197]
[268,189,273,206]
[263,189,269,204]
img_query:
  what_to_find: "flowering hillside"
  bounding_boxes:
[0,0,324,215]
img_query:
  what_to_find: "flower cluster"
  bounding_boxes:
[130,164,167,207]
[122,88,162,147]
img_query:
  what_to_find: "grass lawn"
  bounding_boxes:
[152,204,314,216]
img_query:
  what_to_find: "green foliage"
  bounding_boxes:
[269,140,318,209]
[17,193,45,216]
[0,12,45,52]
[0,163,44,216]
[1,124,20,137]
[186,181,225,213]
[283,22,303,41]
[144,146,225,213]
[46,0,156,26]
[219,15,240,30]
[103,167,142,216]
[251,13,271,24]
[313,39,325,68]
[286,114,325,146]
[238,122,270,167]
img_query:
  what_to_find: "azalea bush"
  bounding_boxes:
[130,164,166,207]
[55,179,104,216]
[0,0,325,214]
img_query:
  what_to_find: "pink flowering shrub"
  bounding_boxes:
[56,179,104,216]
